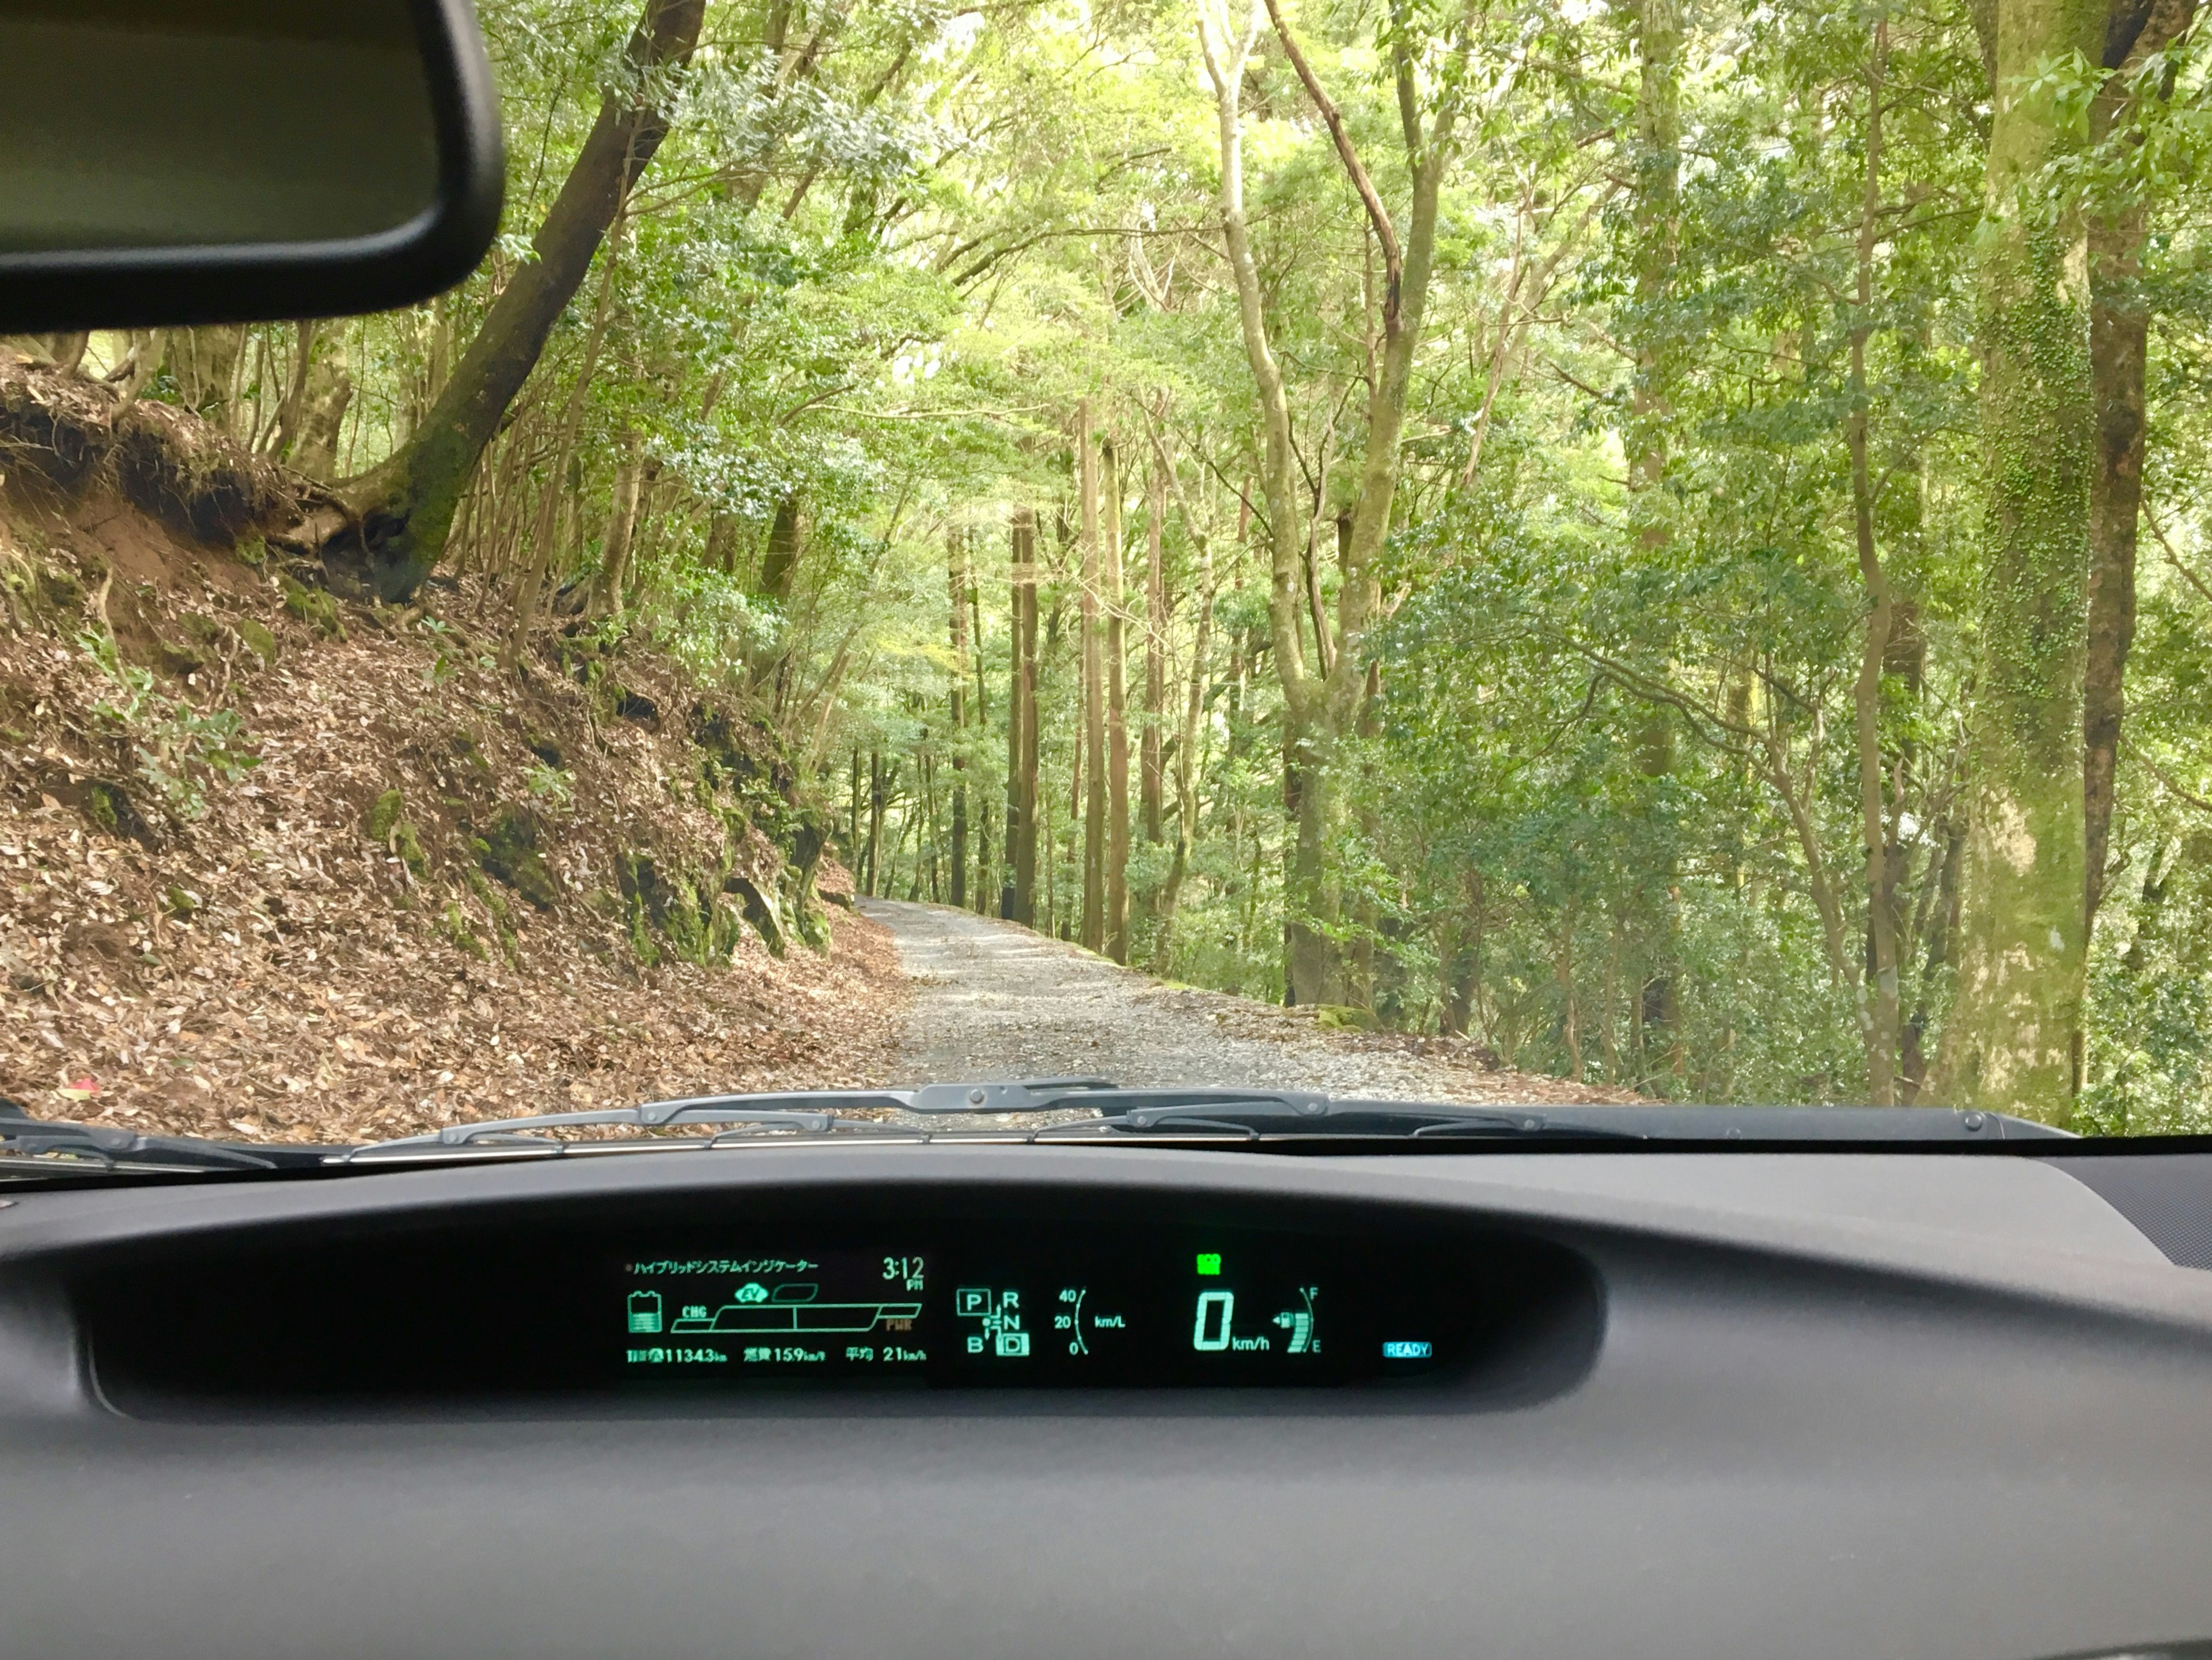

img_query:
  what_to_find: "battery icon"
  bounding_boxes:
[627,1291,664,1334]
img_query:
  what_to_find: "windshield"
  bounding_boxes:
[3,0,2209,1163]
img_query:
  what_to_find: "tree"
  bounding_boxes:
[949,524,972,910]
[329,0,707,601]
[1007,508,1041,924]
[1942,0,2108,1121]
[2084,0,2199,924]
[1200,0,1468,1004]
[1103,433,1132,963]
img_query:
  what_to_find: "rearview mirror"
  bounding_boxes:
[0,0,503,331]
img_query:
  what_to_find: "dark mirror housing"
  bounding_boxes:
[0,0,503,331]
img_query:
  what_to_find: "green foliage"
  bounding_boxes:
[135,0,2212,1121]
[81,630,260,819]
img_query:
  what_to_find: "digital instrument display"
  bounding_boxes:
[615,1231,1456,1386]
[84,1203,1598,1402]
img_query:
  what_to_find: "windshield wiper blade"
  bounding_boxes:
[0,1109,283,1177]
[339,1079,1230,1160]
[1058,1099,1643,1140]
[338,1090,935,1162]
[335,1084,2068,1166]
[335,1084,1637,1162]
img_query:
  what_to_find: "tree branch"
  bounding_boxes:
[1260,0,1403,312]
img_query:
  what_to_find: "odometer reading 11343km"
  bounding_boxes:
[622,1251,931,1375]
[614,1228,1470,1388]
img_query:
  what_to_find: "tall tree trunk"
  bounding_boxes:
[1942,0,2105,1122]
[1210,0,1463,1005]
[1078,400,1107,954]
[1103,434,1132,964]
[1849,20,1900,1104]
[331,0,707,601]
[1199,5,1323,990]
[509,206,627,667]
[2084,0,2196,925]
[949,524,971,911]
[594,433,646,617]
[169,326,248,426]
[747,491,805,695]
[1626,0,1681,527]
[866,750,885,898]
[268,322,319,460]
[112,330,167,413]
[971,572,993,914]
[756,494,803,602]
[1146,425,1216,968]
[850,747,863,864]
[1142,458,1168,845]
[289,330,354,483]
[1007,508,1040,924]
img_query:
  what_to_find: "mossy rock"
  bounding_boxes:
[236,617,278,665]
[709,894,749,961]
[81,778,150,842]
[35,563,84,614]
[475,805,559,910]
[608,685,660,727]
[440,901,487,961]
[179,611,229,648]
[278,573,344,639]
[626,893,660,967]
[1313,1003,1378,1031]
[725,874,789,958]
[463,871,522,965]
[233,536,267,569]
[363,788,406,842]
[362,788,429,875]
[151,637,208,679]
[658,872,709,963]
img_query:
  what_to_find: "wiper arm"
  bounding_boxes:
[339,1090,934,1162]
[0,1109,283,1178]
[336,1083,1647,1163]
[340,1079,1279,1161]
[1036,1097,1642,1140]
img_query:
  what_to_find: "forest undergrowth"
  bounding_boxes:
[0,359,903,1144]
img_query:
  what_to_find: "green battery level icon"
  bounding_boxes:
[627,1291,664,1334]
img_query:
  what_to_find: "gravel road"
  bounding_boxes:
[859,898,1637,1105]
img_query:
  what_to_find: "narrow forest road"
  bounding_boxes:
[859,899,1638,1105]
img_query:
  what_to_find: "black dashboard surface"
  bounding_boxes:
[4,1144,2212,1660]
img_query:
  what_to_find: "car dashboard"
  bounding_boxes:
[3,1141,2212,1659]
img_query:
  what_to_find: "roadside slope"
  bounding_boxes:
[865,899,1640,1103]
[1,361,906,1143]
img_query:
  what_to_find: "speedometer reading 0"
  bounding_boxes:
[1190,1252,1319,1358]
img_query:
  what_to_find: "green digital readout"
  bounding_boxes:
[615,1230,1451,1386]
[622,1251,930,1374]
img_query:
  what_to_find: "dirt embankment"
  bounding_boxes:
[0,360,906,1144]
